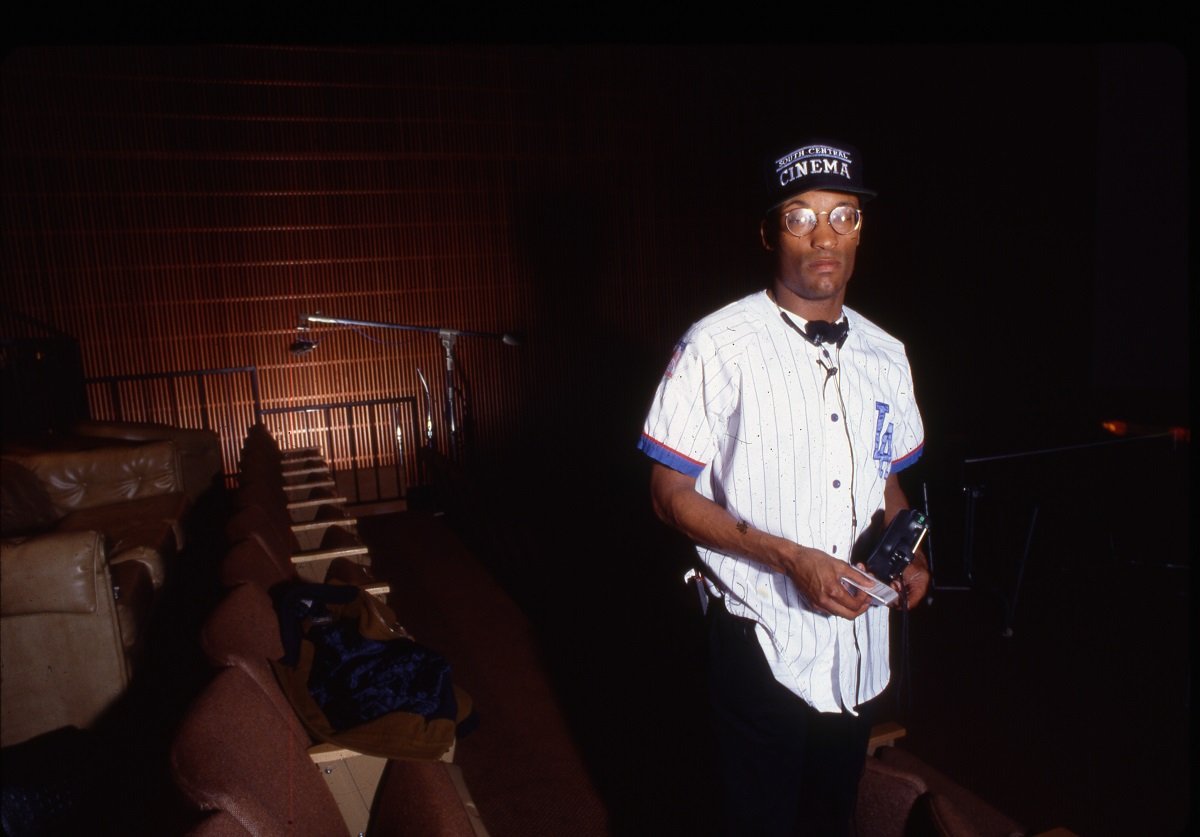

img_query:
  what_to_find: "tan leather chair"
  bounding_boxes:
[1,529,153,748]
[2,440,189,590]
[71,419,224,504]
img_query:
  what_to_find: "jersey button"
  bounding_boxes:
[831,413,839,422]
[832,479,841,488]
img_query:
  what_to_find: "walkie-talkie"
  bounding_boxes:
[866,508,929,584]
[842,508,929,606]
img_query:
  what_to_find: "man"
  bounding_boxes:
[638,140,929,836]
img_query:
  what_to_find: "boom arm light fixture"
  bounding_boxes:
[289,312,521,463]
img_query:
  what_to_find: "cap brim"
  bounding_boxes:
[766,183,877,215]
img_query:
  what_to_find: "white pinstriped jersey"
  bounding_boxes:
[639,289,924,713]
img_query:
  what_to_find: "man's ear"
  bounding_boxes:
[759,218,774,251]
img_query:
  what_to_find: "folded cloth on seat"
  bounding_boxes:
[306,620,457,731]
[271,581,359,666]
[269,581,474,761]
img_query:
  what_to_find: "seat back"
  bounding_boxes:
[872,746,1028,837]
[71,420,223,504]
[855,755,930,837]
[183,810,252,836]
[218,537,294,591]
[5,441,183,516]
[170,665,348,837]
[225,502,298,560]
[1,530,132,747]
[199,580,299,724]
[200,580,285,667]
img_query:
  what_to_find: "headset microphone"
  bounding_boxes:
[778,310,849,348]
[807,319,849,348]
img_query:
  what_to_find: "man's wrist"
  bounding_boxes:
[773,539,817,578]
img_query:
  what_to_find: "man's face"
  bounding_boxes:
[765,189,862,309]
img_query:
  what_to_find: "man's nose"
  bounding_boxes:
[811,217,838,249]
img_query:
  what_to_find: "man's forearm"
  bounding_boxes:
[650,462,877,620]
[650,463,795,573]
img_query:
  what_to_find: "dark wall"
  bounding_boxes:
[0,337,88,439]
[1090,44,1189,415]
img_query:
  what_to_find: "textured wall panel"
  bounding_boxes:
[2,45,762,481]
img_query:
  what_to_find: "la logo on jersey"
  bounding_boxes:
[873,401,894,477]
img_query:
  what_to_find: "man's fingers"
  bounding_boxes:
[817,582,870,620]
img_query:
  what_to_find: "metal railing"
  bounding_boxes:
[84,366,263,482]
[85,365,262,431]
[84,366,419,504]
[258,397,422,505]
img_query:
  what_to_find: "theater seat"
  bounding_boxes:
[196,581,483,836]
[1,529,152,748]
[170,665,348,837]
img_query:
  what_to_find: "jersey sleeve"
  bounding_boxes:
[638,331,729,479]
[889,359,925,474]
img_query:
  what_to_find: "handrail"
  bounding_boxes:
[258,396,421,504]
[83,366,419,503]
[85,365,262,432]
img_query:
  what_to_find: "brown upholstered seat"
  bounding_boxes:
[225,501,369,584]
[170,665,349,837]
[853,728,1067,837]
[195,579,483,836]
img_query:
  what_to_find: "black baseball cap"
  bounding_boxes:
[764,139,877,214]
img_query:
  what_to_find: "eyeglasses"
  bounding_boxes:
[782,205,862,238]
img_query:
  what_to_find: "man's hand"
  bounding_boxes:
[649,462,884,621]
[882,473,929,611]
[890,554,930,610]
[781,544,874,620]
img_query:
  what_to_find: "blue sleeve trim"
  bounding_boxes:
[891,441,924,473]
[638,433,705,478]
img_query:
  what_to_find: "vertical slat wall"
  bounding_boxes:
[1,45,764,477]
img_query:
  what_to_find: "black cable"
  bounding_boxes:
[895,586,912,718]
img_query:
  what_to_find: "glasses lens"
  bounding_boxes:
[829,206,861,235]
[784,208,816,237]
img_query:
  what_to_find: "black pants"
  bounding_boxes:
[707,598,877,837]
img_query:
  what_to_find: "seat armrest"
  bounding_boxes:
[282,478,336,492]
[290,544,370,565]
[290,544,370,583]
[292,518,359,551]
[280,446,322,461]
[281,463,331,480]
[867,721,907,755]
[288,491,346,507]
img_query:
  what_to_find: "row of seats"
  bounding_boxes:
[2,422,223,751]
[169,425,487,836]
[222,427,375,591]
